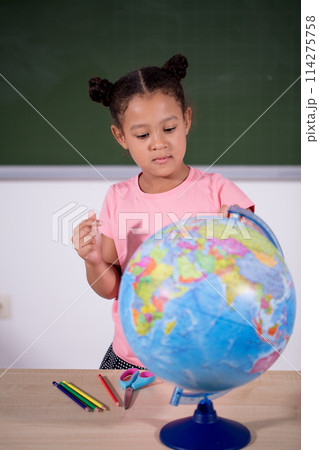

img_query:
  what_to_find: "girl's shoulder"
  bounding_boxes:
[190,167,225,187]
[189,167,245,199]
[105,175,137,201]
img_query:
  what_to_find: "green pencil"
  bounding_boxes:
[59,382,101,411]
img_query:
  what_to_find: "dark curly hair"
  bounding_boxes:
[88,54,188,129]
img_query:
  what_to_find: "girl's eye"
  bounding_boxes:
[136,127,175,138]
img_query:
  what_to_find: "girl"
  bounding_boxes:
[72,54,255,370]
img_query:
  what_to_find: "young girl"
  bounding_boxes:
[72,54,255,370]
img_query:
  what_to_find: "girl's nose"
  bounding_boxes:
[150,134,167,151]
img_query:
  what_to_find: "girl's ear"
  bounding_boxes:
[111,125,129,150]
[184,107,192,136]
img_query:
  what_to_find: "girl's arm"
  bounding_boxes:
[85,234,121,300]
[73,211,121,300]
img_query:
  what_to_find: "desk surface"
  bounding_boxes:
[0,369,300,449]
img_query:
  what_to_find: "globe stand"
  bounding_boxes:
[160,399,251,450]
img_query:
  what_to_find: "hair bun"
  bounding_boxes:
[88,76,113,106]
[162,54,188,81]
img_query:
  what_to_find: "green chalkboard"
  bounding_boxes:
[0,0,300,166]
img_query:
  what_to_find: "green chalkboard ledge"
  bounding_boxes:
[0,165,300,181]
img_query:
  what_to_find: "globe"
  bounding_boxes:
[119,207,296,394]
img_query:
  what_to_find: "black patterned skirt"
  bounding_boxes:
[99,343,146,370]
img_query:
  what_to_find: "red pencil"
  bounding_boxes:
[98,374,120,407]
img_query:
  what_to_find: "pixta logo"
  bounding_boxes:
[52,203,92,246]
[118,212,251,240]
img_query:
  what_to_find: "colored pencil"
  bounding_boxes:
[52,381,91,412]
[59,382,101,411]
[98,374,120,407]
[63,381,106,410]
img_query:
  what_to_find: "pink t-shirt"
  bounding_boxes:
[99,166,255,366]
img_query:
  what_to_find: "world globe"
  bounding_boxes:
[119,206,296,395]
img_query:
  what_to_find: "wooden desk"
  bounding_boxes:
[0,370,300,449]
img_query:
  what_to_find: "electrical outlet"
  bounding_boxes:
[0,295,11,318]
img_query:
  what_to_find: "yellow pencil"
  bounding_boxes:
[63,381,106,410]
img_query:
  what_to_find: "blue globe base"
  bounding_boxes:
[160,400,251,450]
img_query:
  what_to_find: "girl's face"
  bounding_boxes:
[111,92,192,181]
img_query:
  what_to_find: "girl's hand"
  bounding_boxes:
[219,204,234,218]
[219,204,252,224]
[72,210,103,265]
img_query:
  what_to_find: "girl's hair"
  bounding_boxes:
[88,54,188,129]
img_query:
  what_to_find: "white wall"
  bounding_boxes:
[0,178,300,371]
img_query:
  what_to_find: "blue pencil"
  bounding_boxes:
[52,381,92,411]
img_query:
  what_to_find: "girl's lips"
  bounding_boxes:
[153,156,172,164]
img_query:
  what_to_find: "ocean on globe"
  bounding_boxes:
[119,213,296,393]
